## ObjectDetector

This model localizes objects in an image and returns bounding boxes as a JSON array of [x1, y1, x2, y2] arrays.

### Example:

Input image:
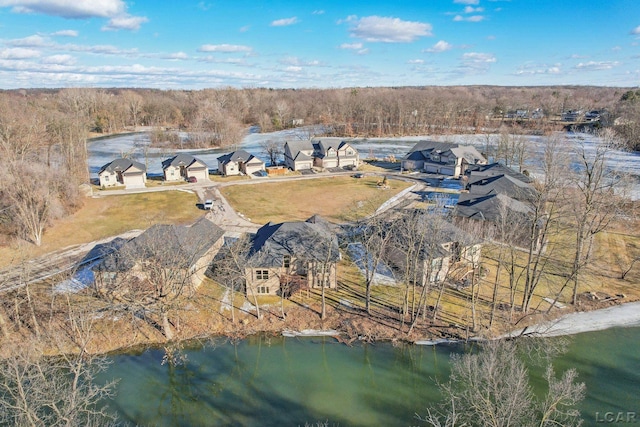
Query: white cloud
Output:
[[279, 56, 324, 67], [0, 47, 40, 59], [408, 59, 424, 64], [575, 61, 620, 71], [515, 62, 562, 76], [166, 52, 188, 60], [270, 17, 298, 27], [0, 0, 125, 18], [239, 25, 250, 32], [102, 14, 148, 31], [41, 54, 75, 65], [356, 48, 369, 55], [464, 6, 484, 13], [51, 29, 78, 37], [312, 10, 324, 15], [0, 1, 149, 32], [458, 52, 496, 74], [349, 16, 432, 42], [425, 40, 453, 53], [7, 34, 50, 47], [197, 56, 244, 64], [463, 52, 496, 63], [570, 53, 589, 59], [285, 66, 302, 72], [198, 44, 252, 53], [454, 0, 479, 4], [453, 14, 485, 22], [631, 25, 640, 35], [340, 42, 363, 50]]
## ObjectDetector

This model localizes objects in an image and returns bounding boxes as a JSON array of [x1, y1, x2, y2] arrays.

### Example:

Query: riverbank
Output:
[[505, 300, 640, 338]]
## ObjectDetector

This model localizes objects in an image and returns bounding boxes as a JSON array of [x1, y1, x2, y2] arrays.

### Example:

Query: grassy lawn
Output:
[[220, 176, 413, 223], [0, 191, 203, 268]]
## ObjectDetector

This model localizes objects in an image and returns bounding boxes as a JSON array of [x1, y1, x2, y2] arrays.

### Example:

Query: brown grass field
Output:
[[0, 191, 203, 268], [220, 175, 413, 223]]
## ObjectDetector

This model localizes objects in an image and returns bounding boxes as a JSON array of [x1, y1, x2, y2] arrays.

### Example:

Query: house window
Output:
[[105, 175, 109, 181], [170, 170, 175, 176], [347, 150, 353, 155], [431, 154, 440, 162], [283, 255, 291, 269], [256, 270, 269, 280], [257, 286, 269, 294], [432, 258, 443, 272]]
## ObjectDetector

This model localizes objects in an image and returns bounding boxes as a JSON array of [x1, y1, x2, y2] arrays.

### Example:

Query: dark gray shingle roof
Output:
[[217, 150, 262, 165], [162, 154, 207, 170], [99, 158, 146, 175], [98, 217, 224, 272], [247, 215, 340, 268]]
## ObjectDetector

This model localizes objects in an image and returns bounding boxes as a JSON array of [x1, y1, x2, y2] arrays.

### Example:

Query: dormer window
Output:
[[283, 255, 291, 269]]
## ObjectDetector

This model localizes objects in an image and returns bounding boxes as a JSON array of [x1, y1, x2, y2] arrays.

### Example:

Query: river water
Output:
[[99, 326, 640, 427]]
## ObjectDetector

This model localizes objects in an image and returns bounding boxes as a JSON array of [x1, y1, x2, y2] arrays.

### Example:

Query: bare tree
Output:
[[496, 130, 529, 172], [0, 161, 80, 246], [0, 309, 118, 427], [94, 220, 223, 339], [260, 140, 283, 166], [421, 339, 585, 427], [565, 134, 623, 305], [351, 213, 392, 316], [210, 235, 253, 323]]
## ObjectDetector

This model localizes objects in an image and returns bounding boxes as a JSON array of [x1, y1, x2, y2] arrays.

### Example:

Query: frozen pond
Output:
[[88, 129, 640, 198]]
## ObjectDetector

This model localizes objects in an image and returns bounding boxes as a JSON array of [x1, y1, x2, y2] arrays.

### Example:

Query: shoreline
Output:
[[275, 300, 640, 346], [504, 300, 640, 338]]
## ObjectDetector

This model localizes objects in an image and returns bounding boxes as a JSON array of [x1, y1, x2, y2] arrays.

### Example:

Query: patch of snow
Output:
[[506, 301, 640, 338], [346, 242, 397, 286], [282, 329, 340, 337]]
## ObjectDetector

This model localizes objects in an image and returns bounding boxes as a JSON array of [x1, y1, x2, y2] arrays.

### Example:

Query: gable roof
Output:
[[406, 141, 456, 154], [99, 158, 146, 175], [285, 140, 314, 161], [247, 215, 340, 268], [454, 193, 532, 222], [99, 217, 224, 272], [217, 149, 263, 165], [404, 141, 486, 164], [468, 174, 538, 201], [383, 212, 479, 270], [466, 162, 534, 183], [162, 153, 206, 170]]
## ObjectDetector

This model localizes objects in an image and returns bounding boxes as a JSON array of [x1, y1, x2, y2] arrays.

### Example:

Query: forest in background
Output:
[[1, 85, 640, 247]]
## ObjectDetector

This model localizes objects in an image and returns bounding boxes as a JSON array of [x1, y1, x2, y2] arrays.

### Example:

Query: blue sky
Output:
[[0, 0, 639, 89]]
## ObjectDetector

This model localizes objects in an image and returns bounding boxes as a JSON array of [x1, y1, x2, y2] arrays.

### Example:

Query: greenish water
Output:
[[100, 327, 640, 426]]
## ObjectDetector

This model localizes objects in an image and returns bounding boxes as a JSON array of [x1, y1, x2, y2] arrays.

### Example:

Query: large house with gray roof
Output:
[[98, 158, 147, 189], [466, 174, 539, 202], [284, 139, 359, 171], [217, 150, 265, 176], [401, 141, 486, 178], [96, 217, 225, 291], [244, 215, 340, 296], [162, 154, 209, 182]]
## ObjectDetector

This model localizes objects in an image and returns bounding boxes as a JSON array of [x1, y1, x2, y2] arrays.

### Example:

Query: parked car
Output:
[[352, 173, 364, 179], [187, 176, 197, 183], [203, 199, 214, 210]]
